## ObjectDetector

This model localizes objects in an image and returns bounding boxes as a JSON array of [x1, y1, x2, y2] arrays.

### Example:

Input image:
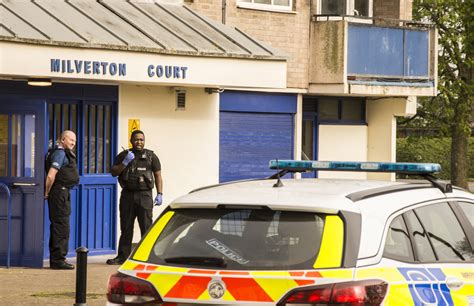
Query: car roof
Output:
[[356, 187, 448, 260], [170, 177, 474, 263], [171, 178, 409, 214]]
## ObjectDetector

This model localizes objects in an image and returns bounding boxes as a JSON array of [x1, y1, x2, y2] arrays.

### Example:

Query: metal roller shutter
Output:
[[220, 111, 294, 182]]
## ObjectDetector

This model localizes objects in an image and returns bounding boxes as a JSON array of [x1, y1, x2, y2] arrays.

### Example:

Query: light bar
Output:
[[269, 160, 441, 174]]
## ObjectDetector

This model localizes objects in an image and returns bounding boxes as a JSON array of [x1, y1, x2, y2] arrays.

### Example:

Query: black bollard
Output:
[[74, 246, 89, 306]]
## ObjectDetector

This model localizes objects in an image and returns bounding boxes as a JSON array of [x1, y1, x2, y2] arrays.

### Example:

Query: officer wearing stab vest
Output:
[[44, 130, 80, 270], [106, 130, 163, 265]]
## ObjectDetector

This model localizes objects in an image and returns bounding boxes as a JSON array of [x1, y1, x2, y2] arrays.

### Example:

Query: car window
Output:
[[404, 210, 436, 262], [415, 203, 474, 262], [383, 215, 414, 262], [457, 201, 473, 229], [148, 208, 326, 270]]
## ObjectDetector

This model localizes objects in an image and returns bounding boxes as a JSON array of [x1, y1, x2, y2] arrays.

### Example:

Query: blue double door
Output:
[[0, 82, 118, 267]]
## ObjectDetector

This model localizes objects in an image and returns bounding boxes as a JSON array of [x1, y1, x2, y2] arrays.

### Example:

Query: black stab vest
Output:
[[54, 149, 80, 188], [118, 149, 155, 191]]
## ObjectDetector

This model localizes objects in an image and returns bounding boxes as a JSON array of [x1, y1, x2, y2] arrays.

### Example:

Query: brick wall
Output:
[[187, 0, 311, 89], [187, 0, 414, 90], [400, 0, 413, 20], [374, 0, 413, 20], [186, 0, 222, 23]]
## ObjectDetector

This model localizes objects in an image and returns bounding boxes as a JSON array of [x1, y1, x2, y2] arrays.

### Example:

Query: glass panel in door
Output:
[[0, 114, 36, 178]]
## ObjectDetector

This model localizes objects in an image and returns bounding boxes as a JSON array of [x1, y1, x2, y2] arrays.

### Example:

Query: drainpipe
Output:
[[222, 0, 226, 24]]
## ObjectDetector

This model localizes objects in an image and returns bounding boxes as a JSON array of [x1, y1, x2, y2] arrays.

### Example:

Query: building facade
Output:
[[0, 0, 287, 267], [0, 0, 436, 267], [187, 0, 437, 182]]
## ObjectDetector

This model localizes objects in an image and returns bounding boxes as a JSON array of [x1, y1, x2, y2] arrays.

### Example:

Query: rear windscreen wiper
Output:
[[164, 256, 228, 267]]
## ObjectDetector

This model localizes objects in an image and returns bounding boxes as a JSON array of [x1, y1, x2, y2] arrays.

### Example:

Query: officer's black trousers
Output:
[[48, 187, 71, 264], [117, 190, 153, 259]]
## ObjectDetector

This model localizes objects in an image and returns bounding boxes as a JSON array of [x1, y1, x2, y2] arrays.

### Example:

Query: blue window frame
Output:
[[48, 101, 115, 175], [317, 97, 366, 124], [83, 102, 114, 174]]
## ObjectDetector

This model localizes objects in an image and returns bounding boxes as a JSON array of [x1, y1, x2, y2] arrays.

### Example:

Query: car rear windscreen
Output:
[[148, 208, 326, 270]]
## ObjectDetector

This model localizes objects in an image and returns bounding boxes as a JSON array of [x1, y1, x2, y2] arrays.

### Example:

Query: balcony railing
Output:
[[348, 23, 429, 79], [309, 16, 437, 96]]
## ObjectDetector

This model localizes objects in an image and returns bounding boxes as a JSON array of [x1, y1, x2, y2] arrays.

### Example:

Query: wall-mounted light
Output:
[[204, 87, 224, 94], [27, 78, 52, 86]]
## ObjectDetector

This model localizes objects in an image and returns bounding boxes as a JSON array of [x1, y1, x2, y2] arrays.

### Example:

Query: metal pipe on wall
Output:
[[222, 0, 226, 24]]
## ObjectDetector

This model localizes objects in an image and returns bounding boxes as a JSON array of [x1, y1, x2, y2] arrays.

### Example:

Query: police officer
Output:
[[106, 130, 163, 265], [44, 130, 80, 270]]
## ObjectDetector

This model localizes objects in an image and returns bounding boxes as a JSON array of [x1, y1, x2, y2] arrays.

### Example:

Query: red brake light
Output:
[[279, 280, 388, 305], [285, 287, 332, 303], [332, 284, 366, 303], [107, 272, 162, 304]]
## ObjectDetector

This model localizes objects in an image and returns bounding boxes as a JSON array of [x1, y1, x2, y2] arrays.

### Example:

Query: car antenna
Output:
[[273, 158, 284, 188]]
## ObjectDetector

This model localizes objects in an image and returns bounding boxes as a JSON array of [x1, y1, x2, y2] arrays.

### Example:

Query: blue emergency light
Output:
[[269, 160, 441, 174]]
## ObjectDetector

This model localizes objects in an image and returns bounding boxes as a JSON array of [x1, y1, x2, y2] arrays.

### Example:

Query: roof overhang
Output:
[[0, 0, 287, 89], [0, 41, 287, 88]]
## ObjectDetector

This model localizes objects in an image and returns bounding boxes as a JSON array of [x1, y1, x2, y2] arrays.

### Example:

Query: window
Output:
[[341, 99, 365, 121], [302, 118, 314, 160], [415, 203, 473, 262], [383, 215, 414, 262], [83, 103, 113, 174], [319, 0, 372, 17], [48, 101, 114, 175], [149, 209, 325, 270], [318, 97, 366, 123], [404, 210, 436, 262], [457, 202, 473, 229], [237, 0, 293, 12], [0, 114, 36, 177], [318, 98, 339, 120], [48, 103, 78, 149]]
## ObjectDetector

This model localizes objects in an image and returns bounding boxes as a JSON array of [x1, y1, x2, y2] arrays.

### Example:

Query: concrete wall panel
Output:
[[318, 125, 368, 179], [119, 84, 219, 240]]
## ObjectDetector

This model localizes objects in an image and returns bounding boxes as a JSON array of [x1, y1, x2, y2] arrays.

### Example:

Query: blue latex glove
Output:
[[122, 151, 135, 166], [154, 194, 163, 206]]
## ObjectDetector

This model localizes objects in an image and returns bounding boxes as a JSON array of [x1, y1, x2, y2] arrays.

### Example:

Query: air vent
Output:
[[176, 90, 186, 110]]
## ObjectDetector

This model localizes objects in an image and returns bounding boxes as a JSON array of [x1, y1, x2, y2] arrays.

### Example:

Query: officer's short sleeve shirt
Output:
[[50, 149, 68, 170], [151, 152, 161, 172]]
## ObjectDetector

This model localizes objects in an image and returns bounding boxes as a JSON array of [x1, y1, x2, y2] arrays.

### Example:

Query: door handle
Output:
[[446, 277, 464, 290], [12, 183, 38, 187]]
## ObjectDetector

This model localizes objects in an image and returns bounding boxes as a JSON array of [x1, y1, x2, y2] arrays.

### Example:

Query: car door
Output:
[[412, 202, 474, 306]]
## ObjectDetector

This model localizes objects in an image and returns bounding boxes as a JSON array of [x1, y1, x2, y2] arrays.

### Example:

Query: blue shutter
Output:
[[220, 112, 294, 182], [219, 92, 296, 183]]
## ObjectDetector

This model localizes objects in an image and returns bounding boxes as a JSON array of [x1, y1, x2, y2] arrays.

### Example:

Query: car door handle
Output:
[[446, 277, 464, 290]]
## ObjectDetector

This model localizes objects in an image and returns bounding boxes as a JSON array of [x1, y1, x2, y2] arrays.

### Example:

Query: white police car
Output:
[[107, 160, 473, 305]]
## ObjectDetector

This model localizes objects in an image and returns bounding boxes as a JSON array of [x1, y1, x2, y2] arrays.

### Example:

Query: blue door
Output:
[[43, 99, 118, 260], [0, 81, 118, 267], [0, 99, 46, 267]]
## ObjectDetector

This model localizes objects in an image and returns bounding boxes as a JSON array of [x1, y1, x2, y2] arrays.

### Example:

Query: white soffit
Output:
[[0, 0, 287, 88]]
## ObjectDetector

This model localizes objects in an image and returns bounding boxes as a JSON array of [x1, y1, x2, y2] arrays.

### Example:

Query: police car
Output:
[[107, 160, 474, 305]]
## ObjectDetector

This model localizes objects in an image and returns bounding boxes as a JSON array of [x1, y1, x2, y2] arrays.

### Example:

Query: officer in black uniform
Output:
[[44, 130, 80, 270], [106, 130, 163, 265]]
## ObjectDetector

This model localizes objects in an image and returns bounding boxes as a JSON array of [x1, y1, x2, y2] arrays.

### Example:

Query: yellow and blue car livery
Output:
[[107, 161, 474, 305]]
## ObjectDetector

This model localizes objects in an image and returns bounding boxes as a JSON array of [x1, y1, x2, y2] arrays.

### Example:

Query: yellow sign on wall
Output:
[[128, 119, 140, 148]]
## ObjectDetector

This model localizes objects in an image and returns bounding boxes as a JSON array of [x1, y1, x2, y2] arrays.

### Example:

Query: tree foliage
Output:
[[397, 137, 474, 180], [407, 0, 473, 187]]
